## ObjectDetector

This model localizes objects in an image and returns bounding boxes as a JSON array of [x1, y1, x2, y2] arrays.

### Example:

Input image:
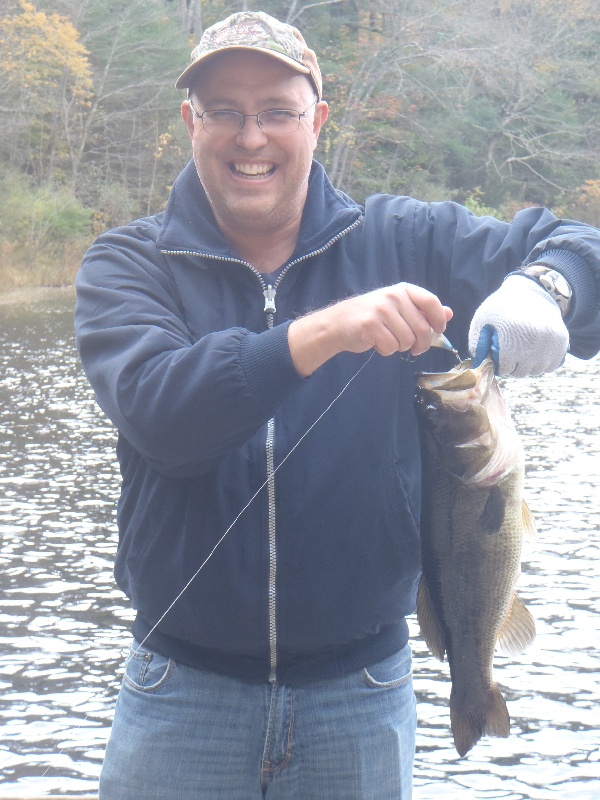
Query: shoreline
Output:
[[0, 284, 75, 306]]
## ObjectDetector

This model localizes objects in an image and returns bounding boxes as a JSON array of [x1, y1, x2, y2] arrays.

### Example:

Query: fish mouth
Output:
[[416, 357, 497, 412], [415, 356, 520, 484], [416, 357, 496, 414], [230, 162, 276, 178], [417, 357, 494, 392]]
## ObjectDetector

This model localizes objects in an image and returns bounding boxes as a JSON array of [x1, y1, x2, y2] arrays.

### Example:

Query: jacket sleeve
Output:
[[408, 201, 600, 359], [74, 221, 304, 478]]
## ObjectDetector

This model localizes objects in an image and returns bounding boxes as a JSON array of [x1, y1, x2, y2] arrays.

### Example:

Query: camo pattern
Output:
[[176, 11, 322, 98], [192, 11, 306, 65]]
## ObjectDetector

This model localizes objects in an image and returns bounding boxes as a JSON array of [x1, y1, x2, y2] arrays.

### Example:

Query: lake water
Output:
[[0, 293, 599, 799]]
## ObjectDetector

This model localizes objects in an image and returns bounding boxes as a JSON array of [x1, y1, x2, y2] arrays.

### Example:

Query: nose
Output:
[[235, 115, 268, 149]]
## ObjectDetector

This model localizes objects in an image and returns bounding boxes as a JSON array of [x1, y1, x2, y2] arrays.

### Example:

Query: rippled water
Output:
[[0, 293, 599, 798]]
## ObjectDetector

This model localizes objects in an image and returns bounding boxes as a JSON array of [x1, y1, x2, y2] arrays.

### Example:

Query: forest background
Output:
[[0, 0, 599, 290]]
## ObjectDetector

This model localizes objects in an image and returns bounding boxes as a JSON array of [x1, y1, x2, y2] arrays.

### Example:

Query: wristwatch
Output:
[[521, 264, 572, 317]]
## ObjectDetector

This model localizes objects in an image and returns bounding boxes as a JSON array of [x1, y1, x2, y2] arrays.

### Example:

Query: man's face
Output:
[[182, 50, 328, 237]]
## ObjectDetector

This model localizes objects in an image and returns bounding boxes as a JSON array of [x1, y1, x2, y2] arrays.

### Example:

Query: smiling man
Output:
[[181, 49, 328, 272], [75, 10, 600, 800]]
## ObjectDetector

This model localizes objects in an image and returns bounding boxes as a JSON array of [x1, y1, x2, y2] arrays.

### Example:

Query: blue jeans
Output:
[[99, 640, 416, 799]]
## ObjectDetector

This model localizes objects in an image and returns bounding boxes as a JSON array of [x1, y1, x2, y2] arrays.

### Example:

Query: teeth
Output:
[[233, 163, 272, 176]]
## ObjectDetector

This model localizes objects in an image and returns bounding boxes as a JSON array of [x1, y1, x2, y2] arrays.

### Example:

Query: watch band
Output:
[[521, 265, 572, 316]]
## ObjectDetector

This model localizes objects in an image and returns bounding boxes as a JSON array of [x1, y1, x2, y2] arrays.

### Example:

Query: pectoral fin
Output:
[[479, 484, 506, 535], [417, 576, 447, 661], [497, 592, 536, 656]]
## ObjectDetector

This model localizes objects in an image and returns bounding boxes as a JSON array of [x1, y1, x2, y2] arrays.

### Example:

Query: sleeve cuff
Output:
[[238, 320, 305, 414]]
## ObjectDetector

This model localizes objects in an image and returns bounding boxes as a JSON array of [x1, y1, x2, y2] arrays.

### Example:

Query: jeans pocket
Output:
[[124, 640, 174, 693], [363, 644, 413, 689]]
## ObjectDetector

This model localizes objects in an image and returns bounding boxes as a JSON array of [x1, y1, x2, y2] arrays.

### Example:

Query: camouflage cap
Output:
[[176, 11, 323, 100]]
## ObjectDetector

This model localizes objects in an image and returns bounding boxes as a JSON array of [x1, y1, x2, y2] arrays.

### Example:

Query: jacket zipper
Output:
[[161, 215, 362, 682], [160, 215, 361, 316], [265, 416, 277, 682]]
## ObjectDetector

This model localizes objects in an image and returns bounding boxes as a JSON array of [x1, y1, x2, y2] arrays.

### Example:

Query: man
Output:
[[75, 11, 600, 800]]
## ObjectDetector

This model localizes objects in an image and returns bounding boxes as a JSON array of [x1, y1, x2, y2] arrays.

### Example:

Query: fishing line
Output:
[[134, 349, 376, 654], [41, 350, 375, 781]]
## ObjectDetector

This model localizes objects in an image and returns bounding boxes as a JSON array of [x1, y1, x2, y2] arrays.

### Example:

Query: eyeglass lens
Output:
[[202, 110, 302, 134]]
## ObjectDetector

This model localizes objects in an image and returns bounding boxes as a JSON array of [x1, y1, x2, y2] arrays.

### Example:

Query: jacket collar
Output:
[[156, 159, 362, 259]]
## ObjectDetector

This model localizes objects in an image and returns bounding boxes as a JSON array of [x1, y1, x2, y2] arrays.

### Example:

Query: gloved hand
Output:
[[469, 275, 569, 377]]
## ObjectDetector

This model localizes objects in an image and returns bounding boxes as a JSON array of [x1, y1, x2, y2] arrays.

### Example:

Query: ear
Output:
[[312, 100, 328, 146], [181, 100, 195, 139]]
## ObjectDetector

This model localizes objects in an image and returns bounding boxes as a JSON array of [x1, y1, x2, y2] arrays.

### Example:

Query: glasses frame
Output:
[[187, 97, 318, 135]]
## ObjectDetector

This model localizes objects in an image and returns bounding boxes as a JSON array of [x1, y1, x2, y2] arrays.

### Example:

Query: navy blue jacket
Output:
[[75, 160, 600, 682]]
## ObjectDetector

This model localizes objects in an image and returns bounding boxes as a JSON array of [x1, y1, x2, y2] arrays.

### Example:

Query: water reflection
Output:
[[0, 293, 130, 796], [0, 293, 599, 798]]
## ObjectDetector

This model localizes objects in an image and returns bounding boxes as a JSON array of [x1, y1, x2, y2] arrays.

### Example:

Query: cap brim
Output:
[[175, 46, 311, 90]]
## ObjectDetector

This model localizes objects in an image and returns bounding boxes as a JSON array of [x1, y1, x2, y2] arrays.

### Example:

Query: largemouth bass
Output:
[[415, 357, 536, 757]]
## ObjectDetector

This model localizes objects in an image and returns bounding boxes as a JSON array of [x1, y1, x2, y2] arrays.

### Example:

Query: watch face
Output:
[[522, 266, 572, 315], [554, 274, 571, 298], [540, 270, 571, 300], [538, 269, 571, 315]]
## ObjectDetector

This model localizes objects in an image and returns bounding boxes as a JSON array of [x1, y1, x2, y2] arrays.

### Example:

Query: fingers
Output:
[[400, 284, 453, 355], [288, 283, 452, 378], [338, 283, 451, 357]]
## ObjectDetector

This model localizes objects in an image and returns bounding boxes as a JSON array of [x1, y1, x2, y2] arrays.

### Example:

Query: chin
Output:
[[227, 201, 280, 223]]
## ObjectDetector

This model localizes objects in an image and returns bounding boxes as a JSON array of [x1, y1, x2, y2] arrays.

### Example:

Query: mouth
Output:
[[230, 162, 276, 179]]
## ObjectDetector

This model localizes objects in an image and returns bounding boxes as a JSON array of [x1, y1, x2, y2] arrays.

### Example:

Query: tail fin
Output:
[[450, 683, 510, 757]]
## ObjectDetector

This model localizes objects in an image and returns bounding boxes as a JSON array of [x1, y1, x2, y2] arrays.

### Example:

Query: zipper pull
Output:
[[263, 284, 276, 314]]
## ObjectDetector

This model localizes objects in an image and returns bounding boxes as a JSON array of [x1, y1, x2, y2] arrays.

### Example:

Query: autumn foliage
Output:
[[0, 0, 598, 288], [1, 1, 92, 95]]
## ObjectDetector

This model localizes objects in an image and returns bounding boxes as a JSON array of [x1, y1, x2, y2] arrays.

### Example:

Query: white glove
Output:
[[469, 275, 569, 378]]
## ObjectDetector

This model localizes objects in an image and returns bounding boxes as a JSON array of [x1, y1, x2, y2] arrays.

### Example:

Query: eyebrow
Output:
[[198, 96, 303, 109]]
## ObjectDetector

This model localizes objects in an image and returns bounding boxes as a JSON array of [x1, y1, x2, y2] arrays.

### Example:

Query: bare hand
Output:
[[288, 283, 453, 377]]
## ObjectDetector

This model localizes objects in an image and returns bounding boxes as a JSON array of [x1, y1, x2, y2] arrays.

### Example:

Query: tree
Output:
[[1, 0, 599, 267], [308, 0, 599, 210], [0, 0, 93, 183], [426, 0, 600, 207], [35, 0, 191, 222], [314, 0, 468, 198]]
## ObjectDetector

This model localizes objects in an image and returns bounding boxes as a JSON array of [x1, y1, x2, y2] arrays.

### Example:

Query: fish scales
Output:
[[416, 357, 536, 757]]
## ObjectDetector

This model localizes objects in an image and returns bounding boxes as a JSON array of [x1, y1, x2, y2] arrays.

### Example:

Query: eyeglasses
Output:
[[187, 98, 317, 135]]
